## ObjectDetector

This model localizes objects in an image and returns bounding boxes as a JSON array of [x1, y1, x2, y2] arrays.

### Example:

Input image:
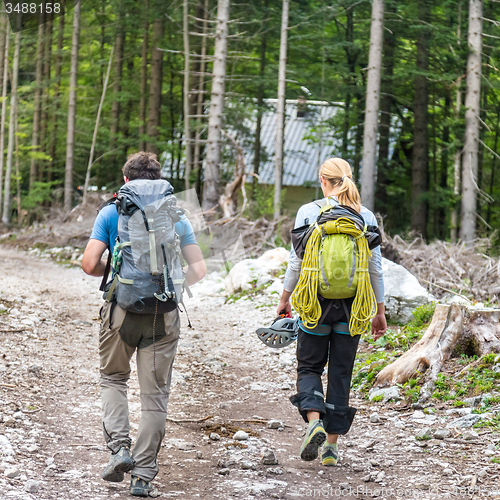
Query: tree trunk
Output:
[[375, 3, 396, 211], [183, 0, 192, 190], [109, 10, 123, 168], [0, 24, 9, 214], [30, 14, 45, 192], [220, 131, 246, 218], [450, 5, 462, 242], [353, 91, 364, 180], [253, 0, 269, 191], [193, 0, 209, 190], [110, 3, 125, 172], [361, 0, 384, 211], [48, 13, 64, 184], [14, 108, 21, 227], [460, 0, 483, 244], [139, 0, 149, 151], [375, 304, 500, 403], [486, 105, 500, 229], [0, 14, 7, 103], [146, 17, 165, 154], [121, 57, 134, 167], [39, 12, 53, 183], [411, 0, 431, 239], [273, 0, 289, 220], [2, 30, 20, 226], [64, 1, 81, 212], [83, 46, 114, 203], [202, 0, 230, 212], [341, 7, 354, 160], [439, 90, 450, 240]]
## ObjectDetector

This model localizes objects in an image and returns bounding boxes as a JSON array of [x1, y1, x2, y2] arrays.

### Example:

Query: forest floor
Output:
[[0, 241, 499, 500]]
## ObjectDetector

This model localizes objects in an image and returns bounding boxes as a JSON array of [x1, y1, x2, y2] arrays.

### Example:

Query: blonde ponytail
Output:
[[319, 158, 361, 213]]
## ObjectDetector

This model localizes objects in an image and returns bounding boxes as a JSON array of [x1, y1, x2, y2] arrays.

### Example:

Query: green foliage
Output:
[[22, 182, 60, 210], [246, 184, 287, 219], [411, 302, 437, 327], [402, 378, 421, 404]]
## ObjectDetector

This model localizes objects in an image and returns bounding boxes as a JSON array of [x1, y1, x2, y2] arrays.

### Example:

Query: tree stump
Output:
[[374, 304, 500, 402]]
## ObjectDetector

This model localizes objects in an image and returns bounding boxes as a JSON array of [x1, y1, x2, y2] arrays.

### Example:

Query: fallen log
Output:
[[374, 304, 500, 403]]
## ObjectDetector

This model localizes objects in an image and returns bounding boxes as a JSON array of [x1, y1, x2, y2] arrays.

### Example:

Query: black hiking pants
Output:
[[290, 296, 359, 435]]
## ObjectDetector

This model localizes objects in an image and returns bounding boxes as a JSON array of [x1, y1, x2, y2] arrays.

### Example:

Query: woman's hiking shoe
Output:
[[300, 419, 327, 461], [321, 442, 339, 466], [101, 446, 135, 482], [130, 475, 153, 497]]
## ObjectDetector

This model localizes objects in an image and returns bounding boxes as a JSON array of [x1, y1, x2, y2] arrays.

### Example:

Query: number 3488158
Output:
[[5, 3, 62, 14]]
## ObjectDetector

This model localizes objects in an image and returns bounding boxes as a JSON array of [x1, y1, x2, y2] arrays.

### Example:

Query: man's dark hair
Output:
[[122, 152, 162, 180]]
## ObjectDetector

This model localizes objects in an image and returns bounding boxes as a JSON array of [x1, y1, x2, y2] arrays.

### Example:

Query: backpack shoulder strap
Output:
[[97, 194, 118, 213], [99, 251, 112, 292]]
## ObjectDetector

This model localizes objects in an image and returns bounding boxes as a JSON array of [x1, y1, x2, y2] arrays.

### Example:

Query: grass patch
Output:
[[474, 414, 500, 432], [430, 353, 500, 404], [367, 302, 437, 351], [226, 278, 275, 303], [401, 376, 423, 404]]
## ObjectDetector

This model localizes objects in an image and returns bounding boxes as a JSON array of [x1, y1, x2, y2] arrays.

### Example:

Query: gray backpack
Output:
[[103, 179, 185, 314]]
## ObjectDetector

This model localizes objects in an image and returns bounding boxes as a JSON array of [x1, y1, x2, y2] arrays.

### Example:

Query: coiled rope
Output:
[[291, 217, 377, 336]]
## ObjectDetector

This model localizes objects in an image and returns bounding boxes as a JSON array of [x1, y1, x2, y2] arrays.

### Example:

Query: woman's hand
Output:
[[371, 302, 387, 340], [276, 290, 293, 317]]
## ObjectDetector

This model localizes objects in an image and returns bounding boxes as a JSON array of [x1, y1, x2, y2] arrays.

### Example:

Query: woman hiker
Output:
[[276, 157, 387, 466]]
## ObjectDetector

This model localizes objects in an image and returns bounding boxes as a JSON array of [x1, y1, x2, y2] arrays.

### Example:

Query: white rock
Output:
[[265, 279, 283, 296], [4, 468, 19, 479], [434, 428, 451, 440], [267, 420, 284, 430], [446, 414, 482, 429], [0, 435, 14, 456], [233, 431, 249, 441], [260, 448, 278, 465], [256, 248, 289, 271], [369, 413, 381, 424], [209, 433, 220, 441], [462, 430, 479, 440], [382, 258, 435, 324], [24, 480, 39, 493], [412, 411, 425, 420], [224, 259, 268, 294], [368, 386, 401, 403]]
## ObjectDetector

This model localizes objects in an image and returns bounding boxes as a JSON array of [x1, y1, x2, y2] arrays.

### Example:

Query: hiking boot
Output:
[[101, 446, 135, 482], [321, 442, 339, 466], [300, 419, 327, 461], [130, 475, 153, 497]]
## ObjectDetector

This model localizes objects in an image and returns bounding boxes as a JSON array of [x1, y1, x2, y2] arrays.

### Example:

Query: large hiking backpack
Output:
[[103, 179, 186, 315], [290, 198, 381, 334]]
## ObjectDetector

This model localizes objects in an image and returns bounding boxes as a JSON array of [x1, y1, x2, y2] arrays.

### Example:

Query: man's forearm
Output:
[[88, 259, 107, 277]]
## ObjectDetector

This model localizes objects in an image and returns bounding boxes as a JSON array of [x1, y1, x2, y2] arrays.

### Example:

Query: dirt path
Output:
[[0, 246, 498, 500]]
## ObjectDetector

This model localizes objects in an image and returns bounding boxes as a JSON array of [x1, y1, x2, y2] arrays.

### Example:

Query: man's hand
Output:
[[371, 302, 387, 340], [276, 290, 292, 317]]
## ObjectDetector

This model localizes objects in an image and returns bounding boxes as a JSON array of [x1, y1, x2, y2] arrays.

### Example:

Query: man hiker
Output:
[[82, 152, 206, 496]]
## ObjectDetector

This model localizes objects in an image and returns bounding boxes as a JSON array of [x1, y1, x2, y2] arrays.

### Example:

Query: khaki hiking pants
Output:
[[99, 300, 180, 482]]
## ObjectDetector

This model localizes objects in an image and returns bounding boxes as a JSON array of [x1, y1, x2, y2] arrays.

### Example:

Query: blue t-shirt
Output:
[[90, 204, 197, 255]]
